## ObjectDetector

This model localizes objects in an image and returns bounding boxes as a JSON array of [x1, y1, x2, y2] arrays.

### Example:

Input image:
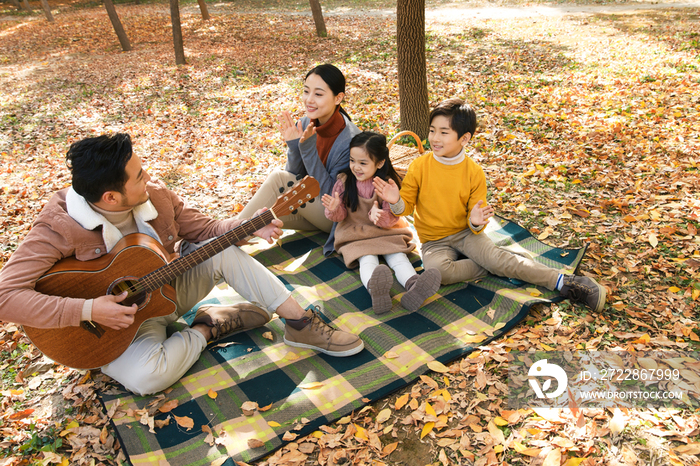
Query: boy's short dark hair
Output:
[[65, 133, 133, 203], [429, 99, 477, 139]]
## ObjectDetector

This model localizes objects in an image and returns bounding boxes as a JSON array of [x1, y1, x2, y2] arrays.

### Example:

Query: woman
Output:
[[239, 64, 361, 255]]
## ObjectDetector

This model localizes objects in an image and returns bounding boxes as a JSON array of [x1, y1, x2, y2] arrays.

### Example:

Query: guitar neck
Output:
[[136, 210, 275, 293]]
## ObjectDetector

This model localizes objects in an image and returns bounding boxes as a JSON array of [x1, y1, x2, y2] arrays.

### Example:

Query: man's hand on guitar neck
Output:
[[92, 291, 139, 330], [251, 208, 283, 244]]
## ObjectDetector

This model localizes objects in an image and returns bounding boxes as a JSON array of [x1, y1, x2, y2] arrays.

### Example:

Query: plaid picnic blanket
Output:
[[101, 215, 587, 465]]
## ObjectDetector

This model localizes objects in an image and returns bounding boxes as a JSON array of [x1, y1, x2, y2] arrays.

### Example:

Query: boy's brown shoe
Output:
[[560, 275, 606, 313], [192, 303, 271, 341], [284, 307, 364, 357]]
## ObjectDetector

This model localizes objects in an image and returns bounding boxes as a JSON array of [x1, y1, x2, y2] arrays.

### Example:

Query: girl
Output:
[[322, 132, 441, 314], [239, 64, 361, 256]]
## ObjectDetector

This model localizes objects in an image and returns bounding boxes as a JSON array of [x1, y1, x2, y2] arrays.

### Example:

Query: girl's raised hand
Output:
[[299, 121, 316, 144], [322, 191, 341, 212], [279, 111, 303, 142], [470, 200, 494, 226], [369, 201, 385, 225], [372, 177, 400, 204]]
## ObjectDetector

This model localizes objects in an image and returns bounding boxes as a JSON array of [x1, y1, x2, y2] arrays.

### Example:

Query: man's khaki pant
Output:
[[101, 240, 291, 396]]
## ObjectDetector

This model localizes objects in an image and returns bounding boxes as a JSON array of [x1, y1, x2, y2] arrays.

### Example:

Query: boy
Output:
[[373, 98, 605, 312]]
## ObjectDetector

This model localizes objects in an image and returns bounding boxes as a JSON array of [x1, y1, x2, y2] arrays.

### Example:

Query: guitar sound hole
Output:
[[108, 277, 151, 310]]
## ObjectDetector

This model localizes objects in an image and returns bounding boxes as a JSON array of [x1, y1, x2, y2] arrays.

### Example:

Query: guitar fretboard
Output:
[[131, 210, 275, 294]]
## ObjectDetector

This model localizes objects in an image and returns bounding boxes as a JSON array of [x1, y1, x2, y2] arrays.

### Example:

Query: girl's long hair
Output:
[[305, 64, 352, 121], [341, 132, 402, 212]]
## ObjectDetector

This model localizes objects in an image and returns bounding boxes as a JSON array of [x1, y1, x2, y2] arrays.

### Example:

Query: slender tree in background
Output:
[[9, 0, 22, 11], [103, 0, 132, 51], [396, 0, 429, 140], [309, 0, 327, 37], [40, 0, 55, 22], [170, 0, 186, 65], [196, 0, 210, 20], [21, 0, 32, 12]]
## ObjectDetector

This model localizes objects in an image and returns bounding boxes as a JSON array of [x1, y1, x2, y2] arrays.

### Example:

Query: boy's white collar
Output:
[[433, 148, 466, 165]]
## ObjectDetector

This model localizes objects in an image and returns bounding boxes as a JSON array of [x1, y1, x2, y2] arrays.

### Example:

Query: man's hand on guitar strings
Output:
[[251, 208, 284, 244], [92, 291, 139, 330]]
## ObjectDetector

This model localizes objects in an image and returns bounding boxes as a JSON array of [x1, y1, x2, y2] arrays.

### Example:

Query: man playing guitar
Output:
[[0, 133, 364, 395]]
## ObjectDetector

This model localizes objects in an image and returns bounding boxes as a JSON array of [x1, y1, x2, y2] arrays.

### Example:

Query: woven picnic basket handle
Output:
[[388, 130, 425, 154]]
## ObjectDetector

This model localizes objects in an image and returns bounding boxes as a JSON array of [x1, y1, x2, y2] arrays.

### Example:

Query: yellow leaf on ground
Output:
[[425, 402, 436, 416], [462, 334, 487, 344], [543, 448, 562, 466], [395, 393, 409, 410], [541, 343, 555, 351], [668, 286, 681, 293], [384, 351, 399, 359], [268, 421, 281, 428], [299, 382, 324, 390], [207, 389, 218, 399], [421, 421, 435, 439], [563, 458, 585, 466], [487, 420, 505, 445], [494, 416, 508, 426], [376, 408, 392, 424], [692, 289, 700, 301], [354, 424, 368, 441], [428, 360, 449, 373], [649, 232, 658, 247]]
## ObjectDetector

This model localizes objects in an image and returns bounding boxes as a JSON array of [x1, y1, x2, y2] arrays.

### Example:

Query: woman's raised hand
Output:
[[322, 191, 341, 212], [372, 177, 400, 204], [279, 111, 303, 142], [299, 121, 316, 144]]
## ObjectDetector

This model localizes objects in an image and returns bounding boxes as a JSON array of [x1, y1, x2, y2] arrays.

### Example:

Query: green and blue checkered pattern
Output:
[[101, 216, 586, 465]]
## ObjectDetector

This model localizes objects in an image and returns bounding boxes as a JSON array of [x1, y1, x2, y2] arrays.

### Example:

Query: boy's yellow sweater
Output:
[[398, 152, 488, 243]]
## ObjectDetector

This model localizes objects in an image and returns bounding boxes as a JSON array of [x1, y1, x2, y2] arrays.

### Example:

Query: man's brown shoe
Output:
[[284, 307, 364, 357], [192, 303, 270, 341], [560, 275, 606, 313]]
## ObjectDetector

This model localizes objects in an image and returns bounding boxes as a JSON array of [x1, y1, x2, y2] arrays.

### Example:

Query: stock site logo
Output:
[[528, 359, 568, 399]]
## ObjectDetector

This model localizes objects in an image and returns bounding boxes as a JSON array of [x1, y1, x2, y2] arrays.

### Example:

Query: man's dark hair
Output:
[[65, 133, 133, 203], [429, 99, 478, 139]]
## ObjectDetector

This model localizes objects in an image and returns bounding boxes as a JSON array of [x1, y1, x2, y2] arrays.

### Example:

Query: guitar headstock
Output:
[[271, 176, 321, 217]]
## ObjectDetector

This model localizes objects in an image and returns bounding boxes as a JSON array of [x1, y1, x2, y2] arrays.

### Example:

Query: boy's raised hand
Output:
[[372, 177, 400, 204], [470, 200, 494, 226], [369, 201, 385, 225], [279, 111, 303, 142], [322, 191, 341, 212]]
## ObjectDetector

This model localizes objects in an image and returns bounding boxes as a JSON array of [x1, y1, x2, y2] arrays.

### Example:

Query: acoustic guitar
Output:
[[23, 176, 320, 369]]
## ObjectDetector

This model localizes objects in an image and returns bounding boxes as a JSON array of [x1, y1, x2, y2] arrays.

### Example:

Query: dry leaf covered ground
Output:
[[0, 0, 699, 464]]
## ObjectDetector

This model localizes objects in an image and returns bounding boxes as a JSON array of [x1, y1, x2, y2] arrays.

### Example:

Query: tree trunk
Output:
[[40, 0, 55, 22], [308, 0, 327, 37], [196, 0, 210, 20], [396, 0, 429, 140], [103, 0, 132, 51], [21, 0, 32, 12], [9, 0, 23, 11], [170, 0, 186, 65]]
